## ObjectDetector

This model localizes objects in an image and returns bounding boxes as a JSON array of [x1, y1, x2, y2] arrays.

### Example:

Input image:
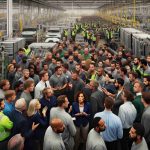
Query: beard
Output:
[[129, 135, 138, 142], [115, 86, 119, 90]]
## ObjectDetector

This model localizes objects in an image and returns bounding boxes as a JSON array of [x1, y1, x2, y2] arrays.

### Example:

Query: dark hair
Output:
[[141, 59, 147, 66], [42, 63, 48, 68], [104, 97, 114, 109], [123, 89, 134, 102], [129, 72, 138, 79], [55, 66, 61, 72], [120, 67, 127, 75], [116, 78, 124, 86], [74, 91, 87, 102], [93, 117, 102, 128], [133, 123, 145, 137], [143, 76, 150, 82], [13, 81, 23, 89], [57, 95, 67, 107], [63, 63, 69, 70], [72, 70, 79, 75], [142, 92, 150, 104]]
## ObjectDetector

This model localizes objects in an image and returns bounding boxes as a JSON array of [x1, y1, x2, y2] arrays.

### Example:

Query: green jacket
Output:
[[132, 95, 144, 122], [0, 111, 13, 141]]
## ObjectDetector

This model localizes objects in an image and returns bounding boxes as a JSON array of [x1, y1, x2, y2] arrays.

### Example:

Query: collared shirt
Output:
[[35, 80, 51, 99], [94, 109, 123, 142], [118, 101, 137, 129], [136, 92, 142, 96]]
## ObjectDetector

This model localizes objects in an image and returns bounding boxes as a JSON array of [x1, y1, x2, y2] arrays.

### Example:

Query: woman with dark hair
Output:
[[118, 89, 137, 150], [0, 98, 13, 150], [72, 91, 91, 150]]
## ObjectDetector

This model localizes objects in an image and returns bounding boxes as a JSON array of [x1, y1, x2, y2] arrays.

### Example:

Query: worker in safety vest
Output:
[[64, 29, 68, 41], [92, 34, 97, 46], [71, 29, 76, 42]]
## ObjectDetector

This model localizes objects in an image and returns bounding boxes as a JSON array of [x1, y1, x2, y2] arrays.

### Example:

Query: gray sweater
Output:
[[43, 126, 66, 150], [141, 106, 150, 143], [86, 129, 107, 150], [50, 107, 76, 150], [131, 138, 148, 150]]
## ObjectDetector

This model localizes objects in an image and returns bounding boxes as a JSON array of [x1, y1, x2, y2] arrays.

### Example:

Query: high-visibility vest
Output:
[[92, 35, 96, 41], [64, 30, 68, 36], [24, 48, 30, 55], [72, 31, 75, 36]]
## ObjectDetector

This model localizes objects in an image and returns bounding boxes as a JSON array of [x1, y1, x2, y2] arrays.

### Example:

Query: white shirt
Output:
[[118, 101, 137, 129], [34, 80, 51, 99]]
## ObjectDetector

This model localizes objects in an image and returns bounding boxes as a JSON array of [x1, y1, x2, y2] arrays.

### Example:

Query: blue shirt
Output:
[[3, 100, 15, 118], [94, 109, 123, 142]]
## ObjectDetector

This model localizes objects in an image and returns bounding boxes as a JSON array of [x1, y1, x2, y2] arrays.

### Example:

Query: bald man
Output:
[[43, 118, 66, 150]]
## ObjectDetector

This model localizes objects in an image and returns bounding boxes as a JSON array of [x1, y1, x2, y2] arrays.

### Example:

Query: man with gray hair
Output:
[[10, 98, 39, 149], [89, 80, 105, 119]]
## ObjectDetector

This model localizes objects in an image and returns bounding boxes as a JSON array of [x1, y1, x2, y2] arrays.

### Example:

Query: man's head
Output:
[[40, 71, 49, 82], [89, 63, 95, 72], [104, 97, 114, 110], [115, 78, 124, 90], [57, 95, 69, 109], [55, 66, 63, 76], [133, 81, 143, 93], [0, 79, 10, 91], [23, 69, 30, 80], [93, 117, 106, 133], [141, 92, 150, 107], [24, 80, 34, 92], [97, 67, 104, 76], [5, 90, 16, 102], [143, 76, 150, 86], [89, 80, 99, 91], [129, 123, 145, 142], [133, 57, 140, 66], [42, 87, 53, 99], [140, 59, 147, 69], [50, 118, 65, 134], [71, 70, 79, 80], [15, 98, 27, 112]]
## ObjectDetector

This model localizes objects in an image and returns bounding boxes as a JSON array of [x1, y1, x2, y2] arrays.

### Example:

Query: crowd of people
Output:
[[0, 22, 150, 150]]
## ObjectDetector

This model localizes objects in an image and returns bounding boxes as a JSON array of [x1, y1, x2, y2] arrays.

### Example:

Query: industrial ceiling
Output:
[[45, 0, 150, 10]]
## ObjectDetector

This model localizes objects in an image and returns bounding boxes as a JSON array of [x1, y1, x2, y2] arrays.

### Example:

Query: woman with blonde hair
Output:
[[27, 99, 47, 150]]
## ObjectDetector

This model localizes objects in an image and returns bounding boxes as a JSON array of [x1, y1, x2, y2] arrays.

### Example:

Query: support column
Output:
[[7, 0, 13, 38]]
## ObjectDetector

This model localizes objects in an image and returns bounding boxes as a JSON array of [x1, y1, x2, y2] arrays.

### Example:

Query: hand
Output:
[[75, 113, 82, 116], [32, 122, 39, 131], [82, 112, 88, 116], [42, 106, 48, 117], [68, 106, 72, 113]]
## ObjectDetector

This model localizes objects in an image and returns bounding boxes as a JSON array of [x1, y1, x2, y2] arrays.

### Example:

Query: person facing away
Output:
[[50, 95, 76, 150], [94, 96, 123, 150], [86, 117, 107, 150], [43, 118, 66, 150]]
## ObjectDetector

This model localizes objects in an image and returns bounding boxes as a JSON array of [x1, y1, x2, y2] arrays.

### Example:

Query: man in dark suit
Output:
[[10, 98, 39, 149]]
